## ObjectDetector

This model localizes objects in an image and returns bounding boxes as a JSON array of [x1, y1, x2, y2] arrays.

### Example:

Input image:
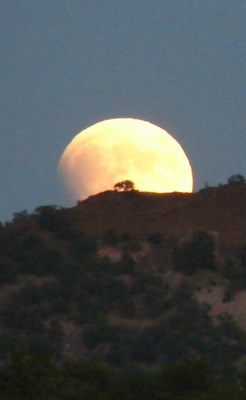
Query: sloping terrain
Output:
[[1, 181, 246, 385], [67, 183, 246, 246]]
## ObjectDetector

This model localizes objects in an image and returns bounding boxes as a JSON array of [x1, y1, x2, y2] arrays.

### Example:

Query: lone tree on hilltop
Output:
[[114, 180, 135, 192], [227, 174, 246, 184]]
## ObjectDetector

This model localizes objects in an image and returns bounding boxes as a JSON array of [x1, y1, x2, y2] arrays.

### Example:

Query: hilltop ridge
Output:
[[2, 180, 246, 386], [64, 183, 246, 245]]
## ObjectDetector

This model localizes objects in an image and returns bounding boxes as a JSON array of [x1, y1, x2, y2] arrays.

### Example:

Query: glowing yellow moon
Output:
[[59, 118, 193, 200]]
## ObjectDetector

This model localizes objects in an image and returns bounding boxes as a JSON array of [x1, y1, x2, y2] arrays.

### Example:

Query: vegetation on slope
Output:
[[1, 178, 246, 397]]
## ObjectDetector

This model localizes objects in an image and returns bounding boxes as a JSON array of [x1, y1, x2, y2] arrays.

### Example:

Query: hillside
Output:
[[66, 182, 246, 245], [1, 181, 246, 394]]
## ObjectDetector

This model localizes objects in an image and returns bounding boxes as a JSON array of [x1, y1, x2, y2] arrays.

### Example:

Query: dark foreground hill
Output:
[[66, 182, 246, 245], [1, 182, 246, 398]]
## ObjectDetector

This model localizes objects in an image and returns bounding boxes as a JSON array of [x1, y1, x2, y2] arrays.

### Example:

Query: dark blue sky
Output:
[[1, 1, 245, 221]]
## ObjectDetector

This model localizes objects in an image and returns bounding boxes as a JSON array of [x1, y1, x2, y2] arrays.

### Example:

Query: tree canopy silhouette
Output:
[[227, 174, 246, 184], [114, 180, 135, 192]]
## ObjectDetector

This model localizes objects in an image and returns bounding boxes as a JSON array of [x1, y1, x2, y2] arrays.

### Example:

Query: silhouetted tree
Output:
[[34, 205, 73, 237], [12, 210, 32, 222], [114, 180, 135, 191], [227, 174, 246, 184]]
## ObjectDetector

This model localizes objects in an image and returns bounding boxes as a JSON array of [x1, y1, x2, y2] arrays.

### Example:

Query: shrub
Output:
[[102, 229, 119, 246], [227, 174, 246, 184], [174, 231, 216, 275], [147, 232, 163, 245]]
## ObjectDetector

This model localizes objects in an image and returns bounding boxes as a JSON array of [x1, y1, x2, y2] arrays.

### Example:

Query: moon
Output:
[[58, 118, 193, 200]]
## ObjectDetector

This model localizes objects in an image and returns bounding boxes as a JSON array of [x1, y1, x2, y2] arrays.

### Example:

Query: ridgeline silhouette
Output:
[[1, 176, 246, 397]]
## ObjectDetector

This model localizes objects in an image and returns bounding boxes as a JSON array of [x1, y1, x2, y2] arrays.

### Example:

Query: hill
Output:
[[1, 181, 246, 393], [66, 182, 246, 245]]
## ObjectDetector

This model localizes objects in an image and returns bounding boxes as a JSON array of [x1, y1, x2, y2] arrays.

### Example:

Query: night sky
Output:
[[1, 1, 245, 221]]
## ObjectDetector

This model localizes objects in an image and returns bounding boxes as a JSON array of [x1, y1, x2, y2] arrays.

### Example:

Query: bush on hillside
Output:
[[174, 231, 216, 275]]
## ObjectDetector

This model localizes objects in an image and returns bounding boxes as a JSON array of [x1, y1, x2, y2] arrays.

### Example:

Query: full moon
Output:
[[58, 118, 193, 200]]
